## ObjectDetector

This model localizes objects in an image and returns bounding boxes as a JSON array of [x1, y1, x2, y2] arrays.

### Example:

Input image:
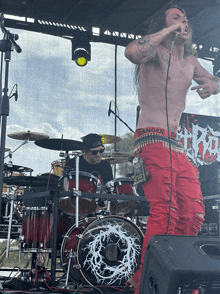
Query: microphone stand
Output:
[[0, 15, 22, 224], [109, 109, 134, 133]]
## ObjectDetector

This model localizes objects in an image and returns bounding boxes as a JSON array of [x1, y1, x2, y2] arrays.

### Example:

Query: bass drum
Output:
[[61, 216, 143, 286]]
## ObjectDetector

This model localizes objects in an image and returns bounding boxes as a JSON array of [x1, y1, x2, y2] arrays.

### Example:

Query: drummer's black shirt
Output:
[[64, 156, 113, 185]]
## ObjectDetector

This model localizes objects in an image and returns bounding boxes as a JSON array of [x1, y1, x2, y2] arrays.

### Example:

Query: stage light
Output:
[[71, 30, 91, 67], [74, 49, 89, 66]]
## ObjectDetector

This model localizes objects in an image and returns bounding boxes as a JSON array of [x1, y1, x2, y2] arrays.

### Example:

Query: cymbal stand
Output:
[[4, 140, 28, 159], [0, 14, 22, 223], [73, 151, 83, 228], [6, 191, 16, 258], [64, 249, 73, 288]]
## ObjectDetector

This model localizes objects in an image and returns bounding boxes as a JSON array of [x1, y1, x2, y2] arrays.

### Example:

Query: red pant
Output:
[[133, 129, 204, 293]]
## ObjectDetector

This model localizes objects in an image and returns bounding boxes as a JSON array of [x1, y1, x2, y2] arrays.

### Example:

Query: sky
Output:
[[1, 28, 220, 176]]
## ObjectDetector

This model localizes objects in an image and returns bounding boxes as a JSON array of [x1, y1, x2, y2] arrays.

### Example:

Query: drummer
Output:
[[64, 133, 113, 185]]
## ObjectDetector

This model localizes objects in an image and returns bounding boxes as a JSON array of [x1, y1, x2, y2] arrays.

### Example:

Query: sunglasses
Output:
[[89, 147, 105, 155]]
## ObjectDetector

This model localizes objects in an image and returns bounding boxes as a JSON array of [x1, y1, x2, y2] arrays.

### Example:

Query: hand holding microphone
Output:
[[174, 28, 181, 38]]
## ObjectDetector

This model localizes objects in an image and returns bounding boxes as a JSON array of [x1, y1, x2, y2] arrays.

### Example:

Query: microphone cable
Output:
[[165, 39, 175, 235]]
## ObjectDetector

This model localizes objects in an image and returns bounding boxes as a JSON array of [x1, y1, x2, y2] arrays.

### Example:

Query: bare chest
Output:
[[157, 48, 194, 86]]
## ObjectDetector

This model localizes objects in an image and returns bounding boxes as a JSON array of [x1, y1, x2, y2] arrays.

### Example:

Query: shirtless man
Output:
[[124, 4, 220, 292]]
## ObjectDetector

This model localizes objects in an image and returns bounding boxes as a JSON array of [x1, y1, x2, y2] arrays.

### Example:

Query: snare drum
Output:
[[51, 159, 66, 176], [61, 216, 143, 286], [104, 177, 138, 215]]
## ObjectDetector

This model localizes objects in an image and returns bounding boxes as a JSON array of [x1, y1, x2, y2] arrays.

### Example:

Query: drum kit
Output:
[[1, 131, 146, 288]]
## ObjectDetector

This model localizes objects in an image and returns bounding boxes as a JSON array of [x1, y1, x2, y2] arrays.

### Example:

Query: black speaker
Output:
[[139, 235, 220, 294], [198, 162, 220, 196]]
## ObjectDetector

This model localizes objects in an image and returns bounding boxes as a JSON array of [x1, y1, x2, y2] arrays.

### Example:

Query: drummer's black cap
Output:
[[83, 133, 103, 149]]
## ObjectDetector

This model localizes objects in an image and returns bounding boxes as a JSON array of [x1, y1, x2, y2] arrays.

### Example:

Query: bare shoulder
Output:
[[186, 54, 199, 67], [187, 54, 215, 80]]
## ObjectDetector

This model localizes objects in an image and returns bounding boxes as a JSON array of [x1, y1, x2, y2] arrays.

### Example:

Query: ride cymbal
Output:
[[102, 152, 133, 164], [8, 130, 49, 141], [35, 138, 85, 151]]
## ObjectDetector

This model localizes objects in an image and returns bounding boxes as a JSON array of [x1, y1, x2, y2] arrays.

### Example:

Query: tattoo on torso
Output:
[[159, 46, 169, 63]]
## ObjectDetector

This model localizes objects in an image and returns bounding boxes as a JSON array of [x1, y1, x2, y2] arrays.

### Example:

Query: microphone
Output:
[[108, 101, 111, 117], [15, 84, 18, 101], [174, 28, 181, 38]]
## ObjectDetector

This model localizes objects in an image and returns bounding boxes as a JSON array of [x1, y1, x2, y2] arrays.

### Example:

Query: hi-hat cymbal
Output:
[[4, 164, 33, 173], [35, 138, 85, 151], [102, 152, 134, 164], [8, 130, 49, 141], [81, 134, 121, 144]]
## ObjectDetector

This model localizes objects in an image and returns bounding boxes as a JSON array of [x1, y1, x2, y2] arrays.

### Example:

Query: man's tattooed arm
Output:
[[134, 36, 157, 59], [125, 28, 173, 64]]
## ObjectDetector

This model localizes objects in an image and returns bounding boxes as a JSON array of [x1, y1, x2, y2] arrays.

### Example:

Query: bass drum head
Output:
[[77, 216, 143, 286]]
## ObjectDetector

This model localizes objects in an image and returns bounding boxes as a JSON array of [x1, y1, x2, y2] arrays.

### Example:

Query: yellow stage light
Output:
[[71, 31, 91, 67], [75, 49, 89, 67]]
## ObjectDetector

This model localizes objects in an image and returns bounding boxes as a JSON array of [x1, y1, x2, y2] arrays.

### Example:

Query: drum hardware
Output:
[[64, 249, 74, 288], [5, 192, 17, 258], [4, 141, 28, 161]]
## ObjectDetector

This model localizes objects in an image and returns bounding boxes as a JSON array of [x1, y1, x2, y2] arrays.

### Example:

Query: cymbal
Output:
[[81, 134, 121, 144], [99, 134, 122, 144], [8, 130, 49, 141], [3, 175, 59, 187], [35, 138, 85, 151], [37, 173, 60, 181], [5, 148, 10, 152], [102, 152, 134, 164], [4, 164, 33, 173]]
